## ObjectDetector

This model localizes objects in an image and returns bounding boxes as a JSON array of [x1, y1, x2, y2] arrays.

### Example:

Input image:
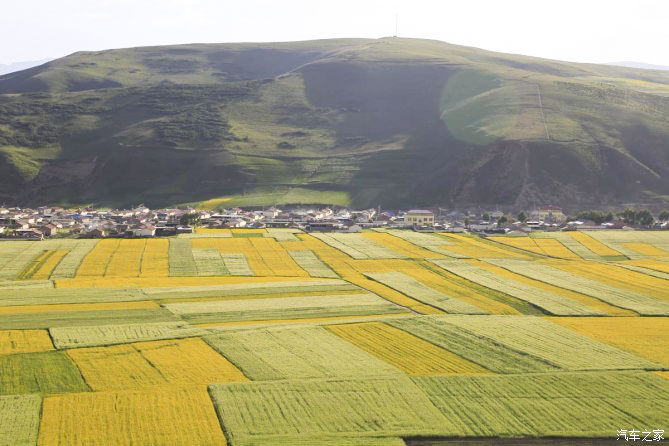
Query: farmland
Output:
[[0, 229, 668, 444]]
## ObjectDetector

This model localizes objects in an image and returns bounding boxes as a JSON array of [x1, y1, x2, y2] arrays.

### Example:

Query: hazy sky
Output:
[[2, 0, 668, 65]]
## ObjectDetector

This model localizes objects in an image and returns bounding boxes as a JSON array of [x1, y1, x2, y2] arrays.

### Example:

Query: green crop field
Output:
[[0, 230, 668, 444]]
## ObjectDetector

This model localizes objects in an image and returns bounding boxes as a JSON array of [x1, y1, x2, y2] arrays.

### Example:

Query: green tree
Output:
[[498, 216, 508, 225], [517, 212, 527, 222], [179, 213, 200, 226], [637, 210, 654, 226], [659, 211, 669, 222]]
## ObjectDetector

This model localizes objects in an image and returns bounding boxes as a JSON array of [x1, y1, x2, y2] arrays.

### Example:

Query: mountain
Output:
[[607, 61, 669, 71], [0, 59, 53, 76], [1, 38, 669, 209]]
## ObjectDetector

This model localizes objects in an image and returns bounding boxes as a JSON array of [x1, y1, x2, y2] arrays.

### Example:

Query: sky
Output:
[[2, 0, 669, 66]]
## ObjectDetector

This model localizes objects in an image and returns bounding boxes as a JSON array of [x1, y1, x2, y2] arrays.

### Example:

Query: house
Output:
[[38, 224, 58, 237], [132, 225, 156, 237], [529, 207, 566, 223], [15, 229, 44, 240], [404, 210, 434, 227], [87, 228, 106, 238]]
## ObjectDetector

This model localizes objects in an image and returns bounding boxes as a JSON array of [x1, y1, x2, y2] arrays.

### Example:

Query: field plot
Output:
[[0, 307, 177, 329], [38, 387, 227, 446], [311, 233, 405, 259], [365, 271, 487, 314], [488, 259, 669, 315], [414, 371, 669, 437], [0, 239, 95, 280], [387, 317, 558, 373], [2, 232, 669, 443], [567, 232, 622, 257], [0, 287, 147, 307], [139, 239, 169, 277], [437, 234, 529, 259], [164, 293, 408, 324], [141, 278, 359, 300], [265, 228, 301, 241], [49, 240, 99, 279], [0, 351, 89, 395], [288, 250, 338, 278], [192, 237, 308, 276], [546, 260, 669, 303], [0, 394, 41, 446], [623, 258, 669, 274], [76, 239, 119, 277], [550, 317, 669, 367], [442, 315, 658, 370], [49, 321, 207, 349], [530, 232, 606, 260], [0, 241, 33, 273], [206, 326, 399, 380], [0, 330, 54, 355], [432, 259, 603, 315], [327, 322, 489, 375], [167, 238, 197, 276], [380, 230, 467, 257], [192, 248, 229, 276], [488, 236, 579, 259], [582, 230, 669, 258], [361, 233, 443, 259], [68, 338, 247, 390], [209, 376, 448, 443]]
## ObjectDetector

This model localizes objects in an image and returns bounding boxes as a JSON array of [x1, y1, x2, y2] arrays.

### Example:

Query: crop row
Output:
[[489, 259, 669, 315], [432, 259, 600, 315]]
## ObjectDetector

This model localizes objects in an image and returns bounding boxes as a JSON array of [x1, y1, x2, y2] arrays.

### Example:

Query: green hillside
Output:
[[1, 37, 669, 208]]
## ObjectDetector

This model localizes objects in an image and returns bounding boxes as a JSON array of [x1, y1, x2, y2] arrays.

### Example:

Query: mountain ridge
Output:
[[1, 37, 668, 209]]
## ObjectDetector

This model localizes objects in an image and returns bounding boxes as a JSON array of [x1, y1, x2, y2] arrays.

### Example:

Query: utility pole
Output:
[[394, 14, 398, 37]]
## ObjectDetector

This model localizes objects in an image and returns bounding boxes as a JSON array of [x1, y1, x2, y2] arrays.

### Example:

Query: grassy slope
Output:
[[1, 37, 669, 208]]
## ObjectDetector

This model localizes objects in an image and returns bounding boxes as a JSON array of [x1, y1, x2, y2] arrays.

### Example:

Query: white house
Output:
[[404, 210, 434, 227]]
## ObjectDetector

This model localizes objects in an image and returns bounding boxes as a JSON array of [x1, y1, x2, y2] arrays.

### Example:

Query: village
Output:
[[1, 204, 668, 240]]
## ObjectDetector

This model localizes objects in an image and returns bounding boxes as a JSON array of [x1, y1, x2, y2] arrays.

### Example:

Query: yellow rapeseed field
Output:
[[67, 338, 247, 391], [439, 234, 528, 259], [550, 317, 669, 367], [568, 232, 622, 256], [535, 239, 580, 259], [194, 228, 232, 235], [135, 338, 247, 384], [488, 237, 546, 255], [38, 387, 228, 445], [404, 264, 518, 315], [76, 239, 118, 277], [623, 259, 669, 274], [361, 233, 443, 259], [231, 228, 267, 234], [139, 239, 169, 277], [548, 260, 669, 303], [0, 329, 54, 355], [327, 322, 490, 375], [105, 240, 146, 277], [622, 243, 669, 257], [470, 259, 634, 316], [19, 250, 51, 279], [31, 250, 68, 280]]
